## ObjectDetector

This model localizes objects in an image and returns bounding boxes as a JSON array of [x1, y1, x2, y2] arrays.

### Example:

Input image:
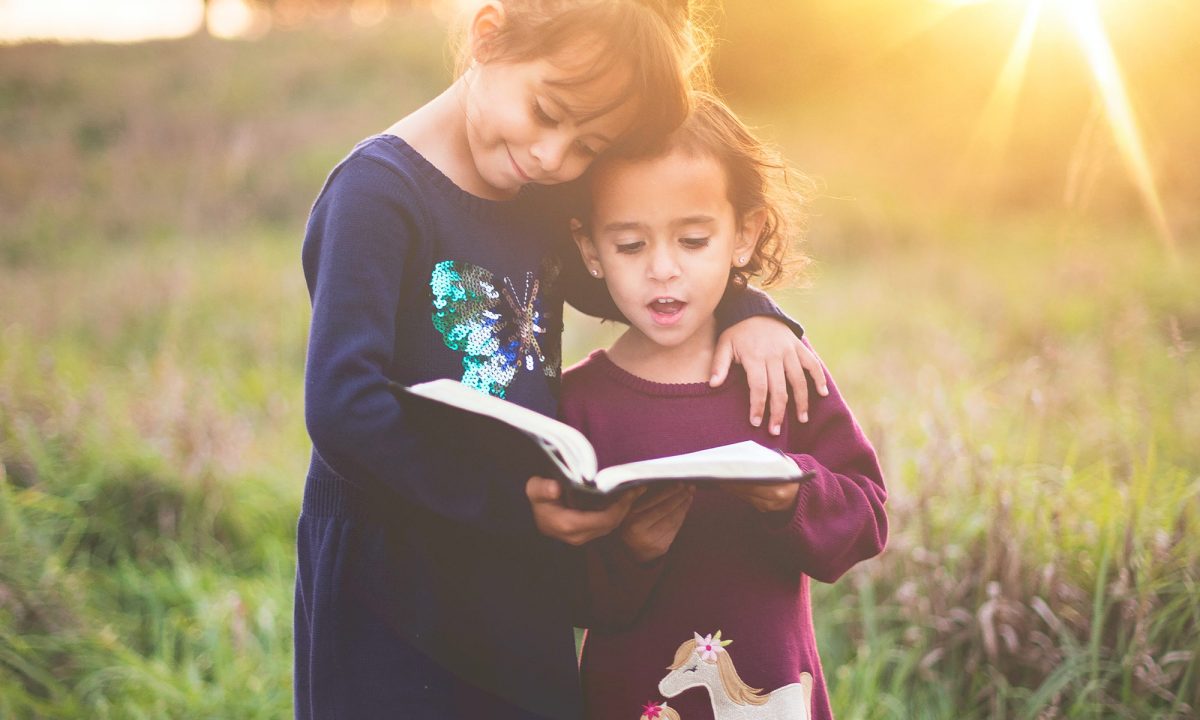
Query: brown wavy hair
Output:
[[454, 0, 713, 155]]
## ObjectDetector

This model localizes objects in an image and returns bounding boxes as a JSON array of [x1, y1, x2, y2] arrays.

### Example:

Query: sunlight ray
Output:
[[967, 0, 1043, 175], [1063, 0, 1176, 253], [1063, 102, 1108, 211]]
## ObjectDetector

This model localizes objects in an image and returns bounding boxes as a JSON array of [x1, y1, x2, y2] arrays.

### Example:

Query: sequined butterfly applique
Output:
[[429, 258, 561, 398]]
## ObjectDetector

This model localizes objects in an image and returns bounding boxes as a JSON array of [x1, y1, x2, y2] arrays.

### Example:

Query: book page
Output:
[[592, 441, 804, 494]]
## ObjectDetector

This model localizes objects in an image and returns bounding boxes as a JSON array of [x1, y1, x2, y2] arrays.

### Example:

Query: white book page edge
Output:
[[592, 441, 802, 494]]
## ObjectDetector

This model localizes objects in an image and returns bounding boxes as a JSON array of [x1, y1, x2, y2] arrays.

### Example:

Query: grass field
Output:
[[1, 8, 1198, 719]]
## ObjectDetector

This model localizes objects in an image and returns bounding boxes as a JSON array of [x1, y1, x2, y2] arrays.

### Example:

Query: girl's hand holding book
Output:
[[719, 480, 801, 514], [526, 476, 641, 546], [620, 484, 695, 563]]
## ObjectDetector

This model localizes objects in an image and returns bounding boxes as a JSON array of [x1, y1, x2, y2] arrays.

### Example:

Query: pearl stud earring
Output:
[[590, 269, 599, 277]]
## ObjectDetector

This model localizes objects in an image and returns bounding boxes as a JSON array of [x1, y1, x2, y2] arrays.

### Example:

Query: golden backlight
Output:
[[941, 0, 1175, 252], [0, 0, 1177, 251]]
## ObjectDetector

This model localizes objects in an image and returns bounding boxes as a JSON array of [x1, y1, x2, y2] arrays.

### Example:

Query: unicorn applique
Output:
[[657, 632, 813, 720]]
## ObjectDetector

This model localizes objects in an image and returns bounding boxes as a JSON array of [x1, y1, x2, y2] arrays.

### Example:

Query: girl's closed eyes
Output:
[[531, 96, 603, 157], [531, 97, 558, 126]]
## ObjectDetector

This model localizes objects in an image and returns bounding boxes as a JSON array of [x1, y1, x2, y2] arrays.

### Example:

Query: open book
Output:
[[388, 378, 811, 509]]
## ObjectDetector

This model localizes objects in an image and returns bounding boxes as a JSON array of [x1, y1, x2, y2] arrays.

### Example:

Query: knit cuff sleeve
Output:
[[762, 454, 816, 535], [760, 452, 888, 584]]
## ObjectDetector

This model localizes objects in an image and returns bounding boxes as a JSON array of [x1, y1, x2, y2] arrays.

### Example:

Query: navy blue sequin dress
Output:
[[295, 135, 799, 719]]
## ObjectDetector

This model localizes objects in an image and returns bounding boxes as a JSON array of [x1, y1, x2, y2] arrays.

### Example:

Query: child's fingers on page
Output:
[[599, 488, 638, 520], [631, 489, 691, 525], [645, 490, 693, 529], [784, 349, 810, 423], [721, 481, 799, 512], [743, 360, 768, 427], [760, 485, 799, 512], [555, 503, 629, 545], [592, 493, 639, 535], [629, 485, 688, 514]]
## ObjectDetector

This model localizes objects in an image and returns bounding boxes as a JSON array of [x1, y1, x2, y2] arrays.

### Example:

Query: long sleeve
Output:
[[760, 339, 888, 582], [302, 156, 534, 535]]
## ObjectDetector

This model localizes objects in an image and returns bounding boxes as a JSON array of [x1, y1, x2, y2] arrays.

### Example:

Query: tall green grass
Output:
[[1, 239, 306, 718], [2, 10, 1197, 719], [789, 224, 1200, 719]]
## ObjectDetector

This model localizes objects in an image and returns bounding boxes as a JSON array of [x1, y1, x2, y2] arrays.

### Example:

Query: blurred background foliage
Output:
[[0, 1, 1197, 717]]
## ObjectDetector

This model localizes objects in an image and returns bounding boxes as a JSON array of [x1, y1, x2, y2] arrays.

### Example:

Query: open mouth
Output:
[[648, 297, 686, 326]]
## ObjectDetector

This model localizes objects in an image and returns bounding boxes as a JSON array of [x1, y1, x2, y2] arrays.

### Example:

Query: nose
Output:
[[647, 242, 681, 282], [530, 131, 572, 176]]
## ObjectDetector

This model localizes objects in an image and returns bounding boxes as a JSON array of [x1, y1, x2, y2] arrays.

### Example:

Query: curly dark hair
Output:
[[588, 91, 810, 287]]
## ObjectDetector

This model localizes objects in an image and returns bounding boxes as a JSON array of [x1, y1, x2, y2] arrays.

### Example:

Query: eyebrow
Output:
[[601, 221, 646, 233], [545, 90, 614, 144], [600, 216, 717, 233]]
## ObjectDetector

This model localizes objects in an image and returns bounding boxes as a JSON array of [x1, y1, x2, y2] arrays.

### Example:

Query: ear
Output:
[[468, 1, 507, 63], [570, 218, 604, 278], [733, 207, 767, 267]]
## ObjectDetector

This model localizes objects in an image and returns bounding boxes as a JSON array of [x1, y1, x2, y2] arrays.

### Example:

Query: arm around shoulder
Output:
[[715, 282, 804, 338]]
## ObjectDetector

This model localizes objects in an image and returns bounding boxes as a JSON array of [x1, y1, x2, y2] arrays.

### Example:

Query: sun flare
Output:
[[947, 0, 1175, 251], [1057, 0, 1174, 250]]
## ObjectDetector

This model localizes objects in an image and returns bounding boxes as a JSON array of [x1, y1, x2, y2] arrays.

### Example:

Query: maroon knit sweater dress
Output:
[[562, 346, 888, 720]]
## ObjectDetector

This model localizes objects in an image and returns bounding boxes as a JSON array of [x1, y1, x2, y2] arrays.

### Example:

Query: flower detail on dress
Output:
[[694, 631, 732, 663], [641, 701, 665, 719], [429, 258, 560, 398], [662, 633, 814, 718]]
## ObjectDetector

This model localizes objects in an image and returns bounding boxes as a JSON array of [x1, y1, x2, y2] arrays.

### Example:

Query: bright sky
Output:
[[0, 0, 286, 42], [0, 0, 454, 42]]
